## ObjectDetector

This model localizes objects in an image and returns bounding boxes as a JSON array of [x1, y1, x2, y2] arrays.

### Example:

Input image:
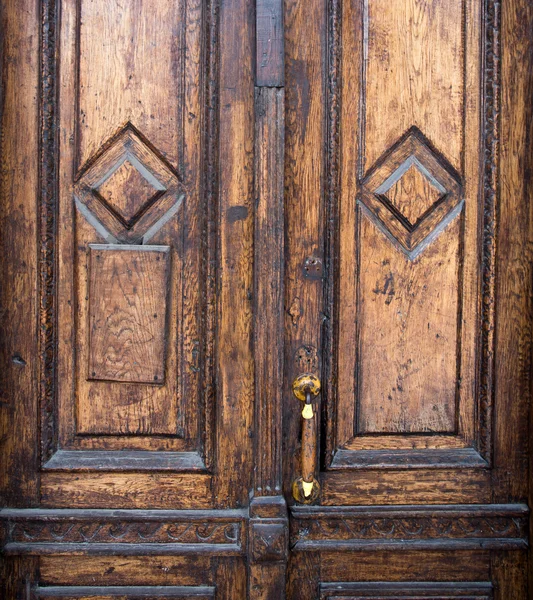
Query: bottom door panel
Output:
[[1, 556, 247, 600]]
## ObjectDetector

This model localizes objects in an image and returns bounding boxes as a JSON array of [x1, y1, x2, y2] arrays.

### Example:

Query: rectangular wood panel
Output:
[[37, 0, 220, 479], [88, 245, 170, 387], [327, 0, 486, 466]]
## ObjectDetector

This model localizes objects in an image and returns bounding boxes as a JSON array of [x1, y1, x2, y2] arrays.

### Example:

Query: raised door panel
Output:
[[328, 0, 486, 470], [32, 0, 256, 509], [52, 0, 209, 463]]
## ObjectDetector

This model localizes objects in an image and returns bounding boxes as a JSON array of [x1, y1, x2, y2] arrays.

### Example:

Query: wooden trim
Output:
[[253, 87, 285, 496], [320, 582, 493, 598], [329, 448, 488, 470], [0, 508, 247, 556], [41, 450, 207, 471], [34, 586, 215, 598], [290, 503, 529, 551]]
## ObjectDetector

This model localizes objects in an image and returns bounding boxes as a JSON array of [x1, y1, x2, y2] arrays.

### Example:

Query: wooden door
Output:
[[0, 0, 532, 598], [283, 0, 533, 598], [0, 0, 256, 596]]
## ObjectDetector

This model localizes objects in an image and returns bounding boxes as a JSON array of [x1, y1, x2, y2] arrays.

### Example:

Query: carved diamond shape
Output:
[[381, 159, 445, 227], [74, 123, 183, 244], [94, 157, 165, 228], [360, 127, 462, 259]]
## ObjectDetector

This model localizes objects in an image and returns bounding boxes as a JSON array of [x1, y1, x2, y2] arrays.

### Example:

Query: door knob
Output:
[[292, 374, 320, 504]]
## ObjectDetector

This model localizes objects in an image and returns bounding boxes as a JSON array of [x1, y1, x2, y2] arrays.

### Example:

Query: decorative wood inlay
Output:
[[0, 509, 246, 556], [250, 522, 288, 563], [88, 245, 170, 384], [478, 0, 501, 464], [39, 0, 59, 464], [320, 581, 493, 599], [95, 159, 165, 228], [290, 504, 529, 551], [74, 124, 183, 244], [360, 127, 462, 260], [384, 162, 444, 226]]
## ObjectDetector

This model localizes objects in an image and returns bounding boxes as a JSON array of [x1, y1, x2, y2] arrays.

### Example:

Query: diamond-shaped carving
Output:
[[360, 127, 462, 259], [381, 160, 445, 227], [94, 158, 165, 228], [74, 123, 183, 243]]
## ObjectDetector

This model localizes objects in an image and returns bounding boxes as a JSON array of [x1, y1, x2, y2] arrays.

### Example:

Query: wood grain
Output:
[[357, 215, 460, 433], [40, 473, 212, 509], [77, 0, 185, 171], [320, 550, 490, 583], [51, 0, 213, 467], [87, 245, 169, 387], [256, 0, 284, 86], [40, 556, 214, 586], [0, 0, 40, 508], [364, 0, 464, 171], [214, 0, 255, 508]]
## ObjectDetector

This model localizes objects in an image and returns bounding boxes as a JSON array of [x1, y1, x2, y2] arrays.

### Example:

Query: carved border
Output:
[[38, 0, 220, 469], [290, 504, 528, 551], [322, 0, 342, 468], [0, 509, 245, 556], [322, 0, 501, 467], [39, 0, 59, 464], [478, 0, 501, 463]]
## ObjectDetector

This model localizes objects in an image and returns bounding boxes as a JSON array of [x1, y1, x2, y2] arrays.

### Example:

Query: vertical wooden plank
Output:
[[492, 552, 528, 600], [215, 0, 255, 507], [0, 557, 39, 600], [492, 0, 532, 504], [0, 0, 40, 506], [214, 558, 247, 600], [251, 2, 287, 590], [497, 0, 533, 593], [254, 87, 285, 496], [283, 0, 326, 499], [287, 551, 320, 600], [256, 0, 284, 86]]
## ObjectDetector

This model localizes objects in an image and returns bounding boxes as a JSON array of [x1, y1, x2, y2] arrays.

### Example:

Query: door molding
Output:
[[1, 503, 528, 555]]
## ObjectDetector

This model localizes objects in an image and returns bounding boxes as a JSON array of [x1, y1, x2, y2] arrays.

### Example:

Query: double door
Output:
[[1, 0, 532, 597]]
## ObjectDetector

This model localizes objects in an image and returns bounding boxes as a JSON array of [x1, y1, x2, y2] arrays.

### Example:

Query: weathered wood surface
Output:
[[87, 245, 170, 387], [0, 0, 531, 597]]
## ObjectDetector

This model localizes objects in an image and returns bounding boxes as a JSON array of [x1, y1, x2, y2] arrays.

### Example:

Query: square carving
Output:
[[250, 522, 288, 563]]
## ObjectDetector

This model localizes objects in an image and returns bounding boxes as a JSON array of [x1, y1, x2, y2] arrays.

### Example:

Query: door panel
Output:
[[328, 0, 486, 473], [1, 0, 254, 593], [52, 0, 211, 471]]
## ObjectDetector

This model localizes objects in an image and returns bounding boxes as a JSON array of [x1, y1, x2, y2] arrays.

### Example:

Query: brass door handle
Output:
[[292, 374, 320, 504]]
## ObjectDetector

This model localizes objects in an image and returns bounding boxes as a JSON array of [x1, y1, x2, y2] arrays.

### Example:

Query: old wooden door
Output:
[[282, 0, 533, 597], [0, 0, 532, 598]]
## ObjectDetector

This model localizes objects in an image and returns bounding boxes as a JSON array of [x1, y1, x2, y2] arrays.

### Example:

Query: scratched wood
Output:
[[87, 245, 169, 388], [0, 0, 532, 595], [332, 0, 481, 454], [55, 0, 207, 457]]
